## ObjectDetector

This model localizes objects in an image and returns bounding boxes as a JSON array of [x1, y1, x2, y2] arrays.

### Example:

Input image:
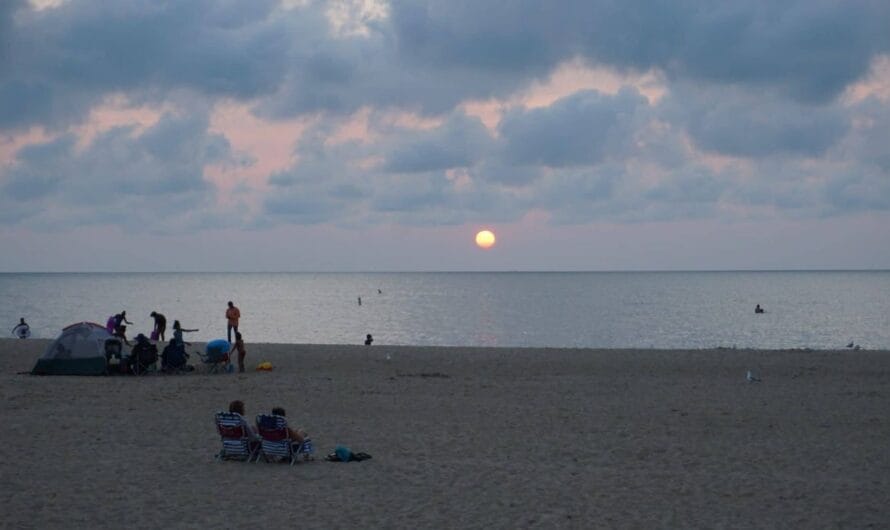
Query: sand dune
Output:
[[2, 338, 889, 528]]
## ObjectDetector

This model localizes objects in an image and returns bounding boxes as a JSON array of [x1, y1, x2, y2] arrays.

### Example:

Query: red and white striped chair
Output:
[[255, 414, 313, 465], [214, 412, 259, 462]]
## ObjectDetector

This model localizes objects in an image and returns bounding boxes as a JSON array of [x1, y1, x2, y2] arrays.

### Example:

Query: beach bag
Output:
[[150, 330, 159, 341], [325, 445, 372, 462]]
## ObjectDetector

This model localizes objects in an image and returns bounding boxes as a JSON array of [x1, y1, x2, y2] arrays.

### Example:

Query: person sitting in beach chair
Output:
[[255, 407, 313, 465], [129, 334, 158, 375], [197, 339, 231, 373], [161, 340, 193, 373], [215, 400, 260, 462]]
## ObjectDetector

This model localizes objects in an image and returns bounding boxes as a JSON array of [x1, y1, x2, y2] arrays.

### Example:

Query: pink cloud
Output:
[[462, 58, 667, 134], [843, 54, 890, 104]]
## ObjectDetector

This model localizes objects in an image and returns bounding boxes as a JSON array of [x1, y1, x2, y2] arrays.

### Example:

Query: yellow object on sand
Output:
[[256, 361, 273, 371]]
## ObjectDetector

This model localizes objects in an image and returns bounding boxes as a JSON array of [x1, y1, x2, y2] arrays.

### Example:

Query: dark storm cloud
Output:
[[2, 0, 890, 234], [499, 88, 649, 167], [3, 0, 889, 131], [1, 135, 74, 200], [0, 0, 289, 130], [0, 111, 236, 227], [382, 113, 493, 173], [661, 84, 850, 157], [389, 0, 890, 103]]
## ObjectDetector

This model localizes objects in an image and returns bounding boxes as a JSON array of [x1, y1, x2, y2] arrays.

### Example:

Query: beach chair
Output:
[[161, 342, 192, 374], [255, 414, 314, 465], [130, 340, 159, 376], [214, 412, 259, 462]]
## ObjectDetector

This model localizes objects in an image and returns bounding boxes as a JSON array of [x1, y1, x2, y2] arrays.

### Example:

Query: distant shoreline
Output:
[[4, 337, 881, 355], [1, 268, 889, 274]]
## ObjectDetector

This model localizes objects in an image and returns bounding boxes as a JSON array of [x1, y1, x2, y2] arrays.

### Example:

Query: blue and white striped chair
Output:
[[214, 412, 259, 462], [255, 414, 313, 465]]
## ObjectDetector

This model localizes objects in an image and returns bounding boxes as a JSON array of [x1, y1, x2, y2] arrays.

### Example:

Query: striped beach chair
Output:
[[214, 412, 259, 462], [255, 414, 313, 465]]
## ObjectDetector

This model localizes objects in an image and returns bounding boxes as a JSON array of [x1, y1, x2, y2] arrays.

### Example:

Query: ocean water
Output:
[[2, 271, 889, 350]]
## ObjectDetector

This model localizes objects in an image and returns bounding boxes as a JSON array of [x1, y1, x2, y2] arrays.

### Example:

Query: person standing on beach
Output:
[[172, 320, 198, 347], [111, 311, 133, 346], [115, 311, 133, 329], [150, 311, 167, 341], [230, 332, 247, 373], [226, 301, 240, 343]]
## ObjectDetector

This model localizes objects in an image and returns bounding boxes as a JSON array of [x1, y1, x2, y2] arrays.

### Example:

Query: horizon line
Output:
[[1, 268, 888, 274]]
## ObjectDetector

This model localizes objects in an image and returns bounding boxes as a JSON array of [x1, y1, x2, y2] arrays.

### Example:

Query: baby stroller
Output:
[[197, 339, 231, 373], [161, 341, 193, 373], [104, 338, 125, 374]]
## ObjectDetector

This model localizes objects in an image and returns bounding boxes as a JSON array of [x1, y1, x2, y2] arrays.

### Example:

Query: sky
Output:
[[1, 0, 889, 272]]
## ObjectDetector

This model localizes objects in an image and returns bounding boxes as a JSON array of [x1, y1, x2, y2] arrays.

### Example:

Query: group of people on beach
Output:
[[103, 300, 248, 374]]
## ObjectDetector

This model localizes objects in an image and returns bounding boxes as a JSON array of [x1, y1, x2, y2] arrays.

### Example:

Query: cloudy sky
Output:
[[1, 0, 889, 271]]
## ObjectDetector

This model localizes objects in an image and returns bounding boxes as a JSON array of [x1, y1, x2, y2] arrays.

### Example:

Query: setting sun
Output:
[[475, 230, 496, 249]]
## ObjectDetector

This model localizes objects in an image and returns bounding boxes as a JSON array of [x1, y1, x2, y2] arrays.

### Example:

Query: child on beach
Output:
[[172, 320, 198, 346], [230, 332, 247, 373]]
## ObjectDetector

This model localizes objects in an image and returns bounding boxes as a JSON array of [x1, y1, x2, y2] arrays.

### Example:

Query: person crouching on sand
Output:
[[230, 332, 247, 373]]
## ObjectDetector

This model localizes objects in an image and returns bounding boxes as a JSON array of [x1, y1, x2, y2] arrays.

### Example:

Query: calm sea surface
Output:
[[2, 271, 888, 349]]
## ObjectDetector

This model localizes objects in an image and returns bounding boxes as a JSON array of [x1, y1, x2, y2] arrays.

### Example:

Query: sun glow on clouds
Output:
[[2, 95, 167, 165], [207, 102, 310, 193], [28, 0, 65, 10], [844, 55, 890, 104], [462, 59, 667, 132], [73, 95, 169, 151], [325, 0, 389, 37]]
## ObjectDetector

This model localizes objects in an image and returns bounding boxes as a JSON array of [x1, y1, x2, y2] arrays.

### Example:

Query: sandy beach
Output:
[[2, 338, 889, 528]]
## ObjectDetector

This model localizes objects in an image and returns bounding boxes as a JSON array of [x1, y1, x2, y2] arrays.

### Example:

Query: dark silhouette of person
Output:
[[230, 332, 247, 373], [172, 320, 198, 347], [755, 304, 765, 314], [150, 311, 167, 341], [364, 334, 373, 346]]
